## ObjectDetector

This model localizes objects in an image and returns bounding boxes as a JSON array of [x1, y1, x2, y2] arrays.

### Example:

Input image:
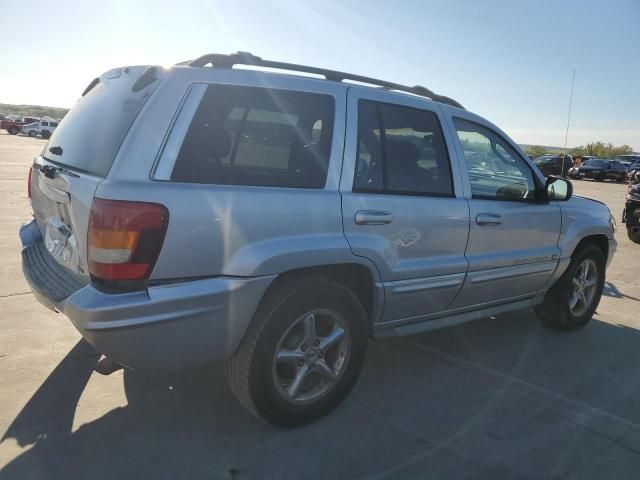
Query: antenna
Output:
[[562, 69, 576, 176]]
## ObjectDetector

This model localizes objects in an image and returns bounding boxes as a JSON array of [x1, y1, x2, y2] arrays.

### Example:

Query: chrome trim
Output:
[[469, 261, 557, 284], [385, 273, 465, 294]]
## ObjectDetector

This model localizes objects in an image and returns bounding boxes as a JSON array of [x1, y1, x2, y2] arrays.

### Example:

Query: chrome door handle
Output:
[[476, 213, 502, 226], [355, 210, 393, 225]]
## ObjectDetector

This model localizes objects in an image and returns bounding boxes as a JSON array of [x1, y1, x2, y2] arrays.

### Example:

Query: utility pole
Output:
[[562, 69, 576, 176]]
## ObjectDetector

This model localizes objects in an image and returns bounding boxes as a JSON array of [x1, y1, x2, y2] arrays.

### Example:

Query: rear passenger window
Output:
[[353, 100, 453, 196], [171, 85, 335, 188]]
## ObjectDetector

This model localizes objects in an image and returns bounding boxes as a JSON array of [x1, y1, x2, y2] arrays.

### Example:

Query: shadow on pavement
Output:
[[2, 310, 640, 480], [603, 281, 639, 302]]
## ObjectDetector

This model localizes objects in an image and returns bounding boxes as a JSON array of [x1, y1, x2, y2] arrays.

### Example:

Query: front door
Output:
[[340, 88, 470, 323], [447, 116, 561, 308]]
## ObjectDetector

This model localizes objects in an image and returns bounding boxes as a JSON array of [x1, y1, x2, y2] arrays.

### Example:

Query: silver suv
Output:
[[20, 52, 616, 426]]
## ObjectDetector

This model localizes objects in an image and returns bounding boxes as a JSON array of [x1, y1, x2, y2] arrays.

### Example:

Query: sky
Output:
[[0, 0, 638, 150]]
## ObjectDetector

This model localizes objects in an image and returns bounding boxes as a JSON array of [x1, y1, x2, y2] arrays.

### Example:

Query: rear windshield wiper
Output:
[[49, 145, 63, 156], [33, 162, 80, 179]]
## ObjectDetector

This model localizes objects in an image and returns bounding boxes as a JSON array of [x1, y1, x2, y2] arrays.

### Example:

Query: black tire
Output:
[[28, 130, 37, 137], [535, 244, 605, 331], [8, 126, 18, 135], [41, 130, 51, 139], [628, 227, 640, 244], [225, 276, 368, 427]]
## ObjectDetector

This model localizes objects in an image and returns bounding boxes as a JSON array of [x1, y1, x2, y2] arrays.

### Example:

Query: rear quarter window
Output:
[[170, 85, 335, 189]]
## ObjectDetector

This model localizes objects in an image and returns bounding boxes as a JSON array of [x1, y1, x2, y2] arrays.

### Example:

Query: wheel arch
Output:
[[572, 234, 609, 260], [256, 262, 384, 333]]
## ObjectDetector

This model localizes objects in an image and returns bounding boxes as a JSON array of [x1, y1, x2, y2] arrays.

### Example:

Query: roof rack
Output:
[[184, 52, 464, 109]]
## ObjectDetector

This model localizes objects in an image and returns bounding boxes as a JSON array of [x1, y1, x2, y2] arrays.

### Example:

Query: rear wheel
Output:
[[41, 130, 51, 139], [7, 126, 18, 135], [628, 227, 640, 244], [225, 276, 368, 427], [535, 244, 605, 330]]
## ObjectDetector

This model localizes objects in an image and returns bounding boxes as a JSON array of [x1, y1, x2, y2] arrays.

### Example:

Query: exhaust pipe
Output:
[[93, 356, 124, 375]]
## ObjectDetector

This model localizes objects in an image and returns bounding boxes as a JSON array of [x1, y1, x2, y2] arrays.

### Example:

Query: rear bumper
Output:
[[64, 275, 274, 373], [20, 220, 275, 374]]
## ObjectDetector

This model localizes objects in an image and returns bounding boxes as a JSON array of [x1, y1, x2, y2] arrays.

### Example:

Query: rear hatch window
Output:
[[43, 66, 161, 177]]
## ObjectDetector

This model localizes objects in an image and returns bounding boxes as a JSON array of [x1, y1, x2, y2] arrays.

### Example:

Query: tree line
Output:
[[524, 142, 634, 159]]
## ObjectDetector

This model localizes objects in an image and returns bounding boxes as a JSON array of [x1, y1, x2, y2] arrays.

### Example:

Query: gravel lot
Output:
[[0, 131, 639, 479]]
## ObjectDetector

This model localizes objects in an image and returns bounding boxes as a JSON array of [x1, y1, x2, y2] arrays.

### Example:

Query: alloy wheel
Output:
[[272, 309, 350, 404], [569, 258, 598, 316]]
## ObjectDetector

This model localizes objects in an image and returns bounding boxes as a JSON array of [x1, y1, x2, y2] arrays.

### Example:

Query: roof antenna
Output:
[[562, 69, 576, 176]]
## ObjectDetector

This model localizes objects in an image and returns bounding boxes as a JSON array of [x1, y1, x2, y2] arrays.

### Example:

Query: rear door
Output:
[[340, 88, 470, 323], [445, 114, 561, 308], [29, 66, 162, 277]]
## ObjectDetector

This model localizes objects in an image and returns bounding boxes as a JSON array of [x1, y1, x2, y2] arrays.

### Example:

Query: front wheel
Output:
[[535, 244, 605, 330], [225, 276, 368, 427], [7, 126, 18, 135], [628, 227, 640, 244], [28, 130, 37, 137]]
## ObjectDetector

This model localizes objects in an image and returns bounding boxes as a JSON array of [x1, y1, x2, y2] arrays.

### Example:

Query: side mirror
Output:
[[545, 176, 573, 201]]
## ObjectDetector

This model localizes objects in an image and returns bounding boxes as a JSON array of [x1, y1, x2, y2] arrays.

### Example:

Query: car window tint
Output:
[[172, 85, 335, 189], [453, 118, 536, 201], [354, 100, 453, 196]]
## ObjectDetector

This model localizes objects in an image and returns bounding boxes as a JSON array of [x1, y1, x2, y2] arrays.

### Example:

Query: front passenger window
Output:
[[453, 118, 536, 201]]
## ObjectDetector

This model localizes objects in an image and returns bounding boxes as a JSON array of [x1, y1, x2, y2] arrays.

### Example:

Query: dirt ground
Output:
[[0, 131, 639, 479]]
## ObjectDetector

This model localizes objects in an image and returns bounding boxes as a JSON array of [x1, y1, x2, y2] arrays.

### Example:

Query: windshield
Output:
[[42, 67, 160, 177], [534, 156, 554, 165], [582, 159, 607, 167]]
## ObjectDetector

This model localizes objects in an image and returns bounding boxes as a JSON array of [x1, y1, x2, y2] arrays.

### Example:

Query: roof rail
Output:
[[185, 52, 464, 109]]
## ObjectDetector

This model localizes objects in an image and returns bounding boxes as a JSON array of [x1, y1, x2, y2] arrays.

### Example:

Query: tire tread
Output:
[[225, 275, 359, 424]]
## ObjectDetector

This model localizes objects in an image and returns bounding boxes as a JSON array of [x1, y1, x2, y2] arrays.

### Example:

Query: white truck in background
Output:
[[21, 117, 59, 139]]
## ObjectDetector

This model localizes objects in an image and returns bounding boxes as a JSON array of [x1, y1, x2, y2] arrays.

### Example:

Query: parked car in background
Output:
[[0, 116, 41, 135], [534, 155, 573, 177], [616, 154, 640, 168], [577, 159, 627, 182], [19, 52, 616, 426], [1, 118, 25, 135], [623, 179, 640, 243], [21, 118, 59, 139], [626, 161, 640, 182]]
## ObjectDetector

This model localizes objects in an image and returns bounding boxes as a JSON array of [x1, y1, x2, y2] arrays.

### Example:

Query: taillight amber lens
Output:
[[88, 198, 168, 282]]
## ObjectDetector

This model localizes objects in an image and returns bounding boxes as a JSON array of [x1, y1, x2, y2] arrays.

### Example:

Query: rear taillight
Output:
[[88, 198, 169, 285], [28, 166, 32, 198]]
